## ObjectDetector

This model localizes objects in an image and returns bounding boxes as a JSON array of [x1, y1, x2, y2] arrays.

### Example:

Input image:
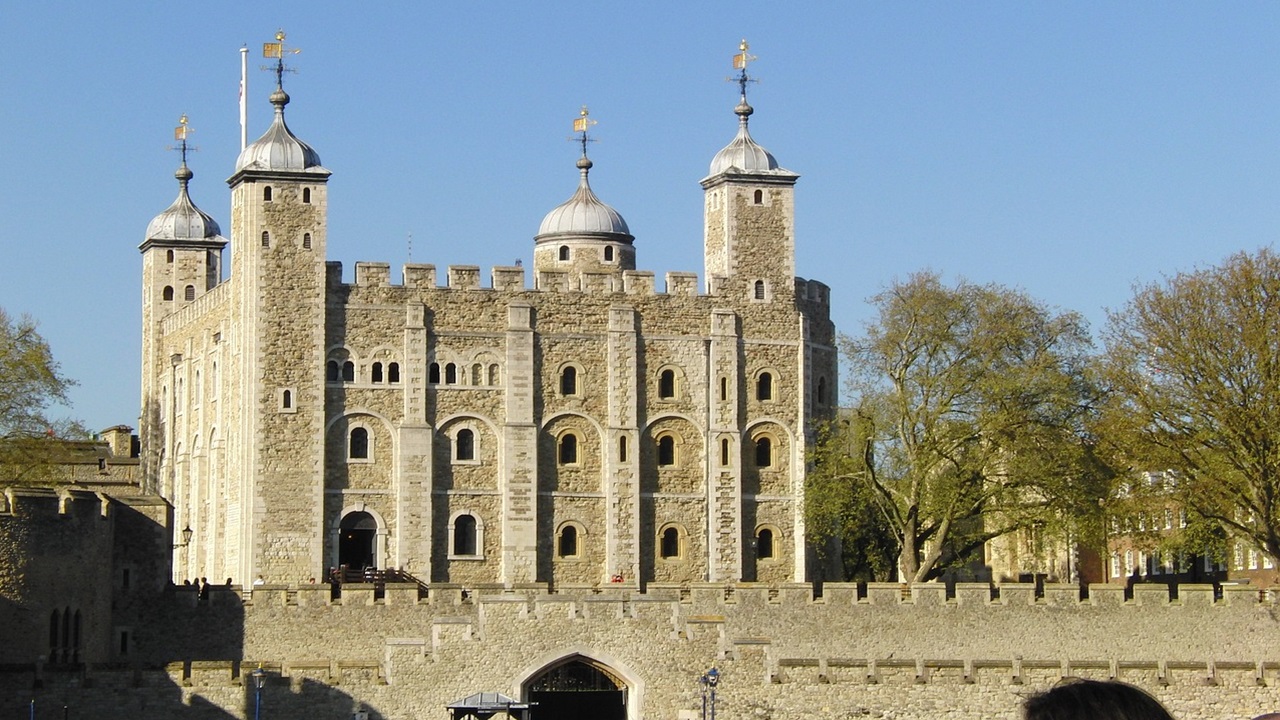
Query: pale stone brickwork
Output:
[[137, 83, 838, 591]]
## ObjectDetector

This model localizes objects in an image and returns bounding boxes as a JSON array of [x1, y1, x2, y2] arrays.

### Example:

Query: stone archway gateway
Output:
[[338, 511, 377, 571], [525, 656, 627, 720]]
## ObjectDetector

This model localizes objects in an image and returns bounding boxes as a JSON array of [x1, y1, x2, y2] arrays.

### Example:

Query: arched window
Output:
[[263, 186, 273, 201], [658, 369, 676, 399], [754, 280, 766, 300], [660, 527, 680, 559], [303, 232, 312, 249], [488, 364, 499, 385], [371, 362, 384, 383], [166, 250, 174, 263], [349, 427, 369, 460], [455, 428, 475, 461], [342, 361, 355, 382], [302, 187, 312, 204], [388, 363, 400, 383], [184, 285, 195, 301], [471, 363, 483, 385], [445, 363, 457, 384], [429, 362, 441, 384], [618, 435, 628, 462], [755, 436, 772, 468], [721, 438, 730, 466], [163, 286, 174, 301], [558, 433, 578, 465], [757, 372, 773, 401], [657, 435, 676, 466], [559, 245, 570, 261], [281, 389, 292, 409], [558, 525, 579, 557], [560, 366, 577, 395], [326, 360, 340, 382], [261, 231, 270, 248], [757, 528, 775, 559], [753, 189, 763, 204], [452, 514, 477, 556], [719, 377, 728, 402], [604, 246, 614, 262]]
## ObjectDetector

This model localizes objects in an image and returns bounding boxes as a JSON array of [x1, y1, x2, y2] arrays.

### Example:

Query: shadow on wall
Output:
[[8, 670, 388, 720]]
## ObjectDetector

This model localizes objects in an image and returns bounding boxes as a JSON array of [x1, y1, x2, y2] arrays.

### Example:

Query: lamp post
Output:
[[172, 525, 193, 549], [699, 667, 719, 720], [251, 666, 266, 720]]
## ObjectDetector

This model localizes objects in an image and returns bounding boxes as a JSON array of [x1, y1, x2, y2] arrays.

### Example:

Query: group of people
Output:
[[1023, 679, 1274, 720], [179, 576, 233, 599]]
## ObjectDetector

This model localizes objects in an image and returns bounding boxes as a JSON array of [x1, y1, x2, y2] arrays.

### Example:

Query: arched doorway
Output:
[[339, 511, 377, 570], [527, 657, 626, 720]]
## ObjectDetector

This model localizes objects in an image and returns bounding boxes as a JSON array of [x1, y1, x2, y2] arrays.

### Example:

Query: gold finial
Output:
[[733, 39, 756, 71], [262, 29, 302, 90], [572, 105, 598, 159], [174, 114, 190, 142]]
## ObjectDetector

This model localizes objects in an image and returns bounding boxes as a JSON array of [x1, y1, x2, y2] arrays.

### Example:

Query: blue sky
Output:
[[1, 2, 1277, 432]]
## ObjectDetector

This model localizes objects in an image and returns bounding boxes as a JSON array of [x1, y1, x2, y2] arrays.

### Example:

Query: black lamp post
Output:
[[251, 666, 266, 720], [173, 526, 193, 549], [699, 667, 719, 720]]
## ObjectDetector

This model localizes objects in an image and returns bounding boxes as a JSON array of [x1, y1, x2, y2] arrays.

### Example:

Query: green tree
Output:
[[806, 417, 898, 581], [1099, 248, 1280, 565], [817, 272, 1104, 583], [0, 308, 80, 481]]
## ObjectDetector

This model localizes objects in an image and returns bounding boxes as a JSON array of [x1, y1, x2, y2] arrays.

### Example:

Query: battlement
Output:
[[158, 281, 229, 334], [324, 261, 721, 298], [0, 486, 111, 520]]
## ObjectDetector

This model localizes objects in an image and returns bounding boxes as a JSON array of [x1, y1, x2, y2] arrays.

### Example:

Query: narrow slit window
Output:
[[559, 245, 570, 261], [281, 389, 292, 409], [658, 369, 675, 399], [719, 377, 728, 402], [303, 232, 312, 249], [604, 246, 614, 262], [721, 438, 730, 466], [261, 231, 270, 248], [754, 280, 766, 300], [302, 187, 312, 203], [263, 186, 273, 201], [657, 436, 675, 466], [755, 436, 772, 467], [560, 366, 577, 395], [753, 189, 763, 204], [166, 250, 174, 263], [619, 436, 628, 462], [757, 372, 773, 401]]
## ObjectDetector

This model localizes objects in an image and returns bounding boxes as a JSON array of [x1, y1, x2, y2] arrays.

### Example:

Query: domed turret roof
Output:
[[144, 163, 223, 242], [708, 100, 782, 176], [234, 87, 325, 174], [536, 156, 633, 240]]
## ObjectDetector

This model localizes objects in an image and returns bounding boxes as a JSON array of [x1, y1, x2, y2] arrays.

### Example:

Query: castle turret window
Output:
[[604, 246, 614, 262], [659, 526, 681, 559], [757, 528, 775, 559], [754, 280, 766, 300], [455, 428, 475, 461], [303, 232, 312, 249], [388, 363, 400, 383], [558, 524, 579, 558], [261, 231, 270, 248], [452, 514, 478, 556], [657, 435, 676, 466], [558, 433, 578, 465], [302, 187, 311, 203], [349, 427, 369, 460], [326, 360, 340, 382], [754, 436, 772, 467], [658, 369, 676, 399], [281, 389, 292, 409], [263, 186, 273, 201], [166, 250, 174, 263], [429, 363, 440, 384], [619, 435, 628, 462], [445, 363, 457, 384], [753, 189, 763, 205], [756, 372, 773, 401], [487, 364, 499, 385], [559, 245, 570, 261], [163, 286, 174, 301], [342, 361, 355, 382], [721, 438, 730, 466], [372, 362, 384, 383], [184, 285, 195, 301], [560, 365, 578, 396]]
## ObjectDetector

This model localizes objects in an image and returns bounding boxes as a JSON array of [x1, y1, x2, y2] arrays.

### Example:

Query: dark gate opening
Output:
[[528, 659, 626, 720], [339, 511, 376, 571]]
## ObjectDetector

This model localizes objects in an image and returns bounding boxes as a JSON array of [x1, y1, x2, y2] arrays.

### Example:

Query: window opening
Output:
[[342, 361, 355, 382], [660, 527, 680, 559], [753, 189, 763, 204], [757, 372, 773, 401], [261, 231, 270, 248], [453, 515, 477, 555], [559, 525, 579, 557], [488, 364, 499, 385], [559, 433, 578, 464], [326, 360, 340, 382], [657, 435, 675, 466], [429, 363, 440, 384], [303, 232, 312, 249], [604, 246, 614, 262], [445, 363, 457, 384], [302, 187, 311, 203], [349, 427, 369, 460], [166, 250, 174, 263], [263, 186, 273, 201], [755, 436, 772, 467], [282, 389, 292, 409], [658, 369, 675, 399], [559, 245, 570, 261], [560, 366, 577, 395], [720, 377, 728, 402], [754, 280, 766, 300], [721, 438, 730, 466], [619, 436, 628, 462], [472, 363, 482, 385], [371, 362, 383, 383], [183, 285, 195, 302], [163, 286, 174, 301], [817, 377, 828, 405], [757, 528, 774, 559], [456, 428, 475, 461], [388, 363, 400, 383]]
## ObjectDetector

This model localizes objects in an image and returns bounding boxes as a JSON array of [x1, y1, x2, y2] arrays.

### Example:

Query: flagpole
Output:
[[239, 46, 248, 150]]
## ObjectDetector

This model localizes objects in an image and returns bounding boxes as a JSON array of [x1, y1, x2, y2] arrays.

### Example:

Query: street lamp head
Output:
[[251, 666, 266, 689], [181, 526, 194, 546], [705, 667, 719, 688]]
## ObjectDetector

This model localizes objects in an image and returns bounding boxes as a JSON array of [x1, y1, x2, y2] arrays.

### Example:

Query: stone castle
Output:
[[2, 42, 1278, 720]]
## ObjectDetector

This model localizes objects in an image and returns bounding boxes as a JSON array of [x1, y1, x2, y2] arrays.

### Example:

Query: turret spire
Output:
[[169, 114, 195, 188], [731, 39, 759, 123], [262, 29, 301, 109]]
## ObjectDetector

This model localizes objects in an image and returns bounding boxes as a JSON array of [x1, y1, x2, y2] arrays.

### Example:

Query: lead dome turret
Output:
[[143, 163, 223, 243], [233, 87, 325, 174], [536, 155, 633, 241]]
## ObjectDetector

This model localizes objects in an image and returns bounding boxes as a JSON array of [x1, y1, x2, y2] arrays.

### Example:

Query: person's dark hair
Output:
[[1024, 679, 1175, 720]]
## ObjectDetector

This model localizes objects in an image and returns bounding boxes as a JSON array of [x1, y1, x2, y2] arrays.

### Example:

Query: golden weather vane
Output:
[[261, 29, 302, 88], [571, 105, 598, 157], [168, 114, 196, 166], [730, 38, 759, 101]]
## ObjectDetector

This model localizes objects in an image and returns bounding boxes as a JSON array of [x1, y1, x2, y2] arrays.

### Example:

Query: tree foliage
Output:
[[0, 308, 80, 481], [811, 272, 1105, 582], [1099, 248, 1280, 564]]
